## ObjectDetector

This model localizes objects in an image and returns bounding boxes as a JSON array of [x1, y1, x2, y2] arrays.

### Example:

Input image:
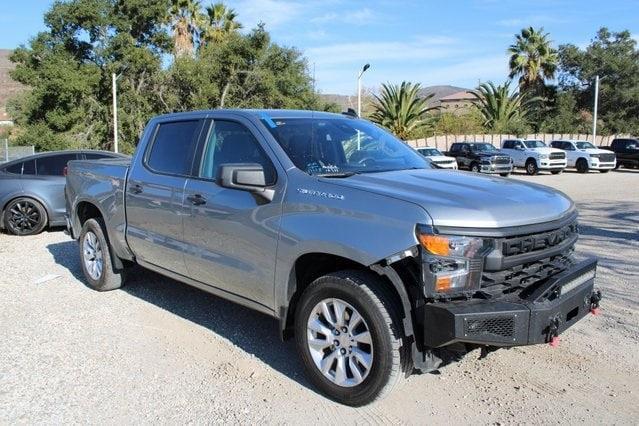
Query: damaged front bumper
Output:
[[422, 258, 600, 348]]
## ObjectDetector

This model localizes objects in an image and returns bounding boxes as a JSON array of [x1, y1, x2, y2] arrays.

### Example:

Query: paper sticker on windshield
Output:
[[260, 113, 277, 128]]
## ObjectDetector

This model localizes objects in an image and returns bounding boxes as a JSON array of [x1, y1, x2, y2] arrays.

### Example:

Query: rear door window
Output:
[[35, 154, 79, 176], [83, 153, 114, 160], [147, 120, 202, 176], [4, 162, 23, 174]]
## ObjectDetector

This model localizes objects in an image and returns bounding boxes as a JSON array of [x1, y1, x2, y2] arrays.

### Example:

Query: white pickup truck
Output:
[[501, 139, 567, 175], [416, 147, 458, 169], [550, 140, 616, 173]]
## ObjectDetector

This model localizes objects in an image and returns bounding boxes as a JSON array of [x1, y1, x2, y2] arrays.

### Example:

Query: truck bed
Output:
[[65, 157, 133, 260]]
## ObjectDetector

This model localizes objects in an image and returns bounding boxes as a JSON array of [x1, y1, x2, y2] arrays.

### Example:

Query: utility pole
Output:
[[592, 75, 599, 144], [112, 72, 119, 154]]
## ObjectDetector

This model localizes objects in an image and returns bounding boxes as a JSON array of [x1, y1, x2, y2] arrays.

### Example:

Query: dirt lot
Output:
[[1, 169, 638, 424]]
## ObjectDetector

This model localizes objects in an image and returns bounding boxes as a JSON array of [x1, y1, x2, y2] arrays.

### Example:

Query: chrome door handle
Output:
[[129, 184, 143, 194]]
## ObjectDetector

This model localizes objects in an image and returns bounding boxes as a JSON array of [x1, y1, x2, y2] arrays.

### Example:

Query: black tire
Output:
[[599, 169, 610, 173], [614, 162, 621, 170], [294, 270, 408, 406], [78, 218, 125, 291], [551, 170, 562, 175], [525, 158, 539, 175], [499, 173, 510, 177], [3, 197, 48, 236], [470, 162, 480, 173], [576, 158, 589, 173]]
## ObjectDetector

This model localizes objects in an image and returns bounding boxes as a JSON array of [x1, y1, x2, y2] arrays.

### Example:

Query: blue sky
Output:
[[1, 0, 638, 94]]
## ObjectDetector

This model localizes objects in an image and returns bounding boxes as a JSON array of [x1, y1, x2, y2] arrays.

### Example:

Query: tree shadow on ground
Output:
[[46, 240, 314, 394]]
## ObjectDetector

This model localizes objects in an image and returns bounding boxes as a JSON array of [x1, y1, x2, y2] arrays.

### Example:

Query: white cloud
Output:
[[305, 37, 463, 66], [311, 8, 376, 26]]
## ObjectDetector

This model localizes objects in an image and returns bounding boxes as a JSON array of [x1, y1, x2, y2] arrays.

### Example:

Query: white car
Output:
[[501, 139, 567, 175], [550, 140, 616, 173], [416, 147, 458, 169]]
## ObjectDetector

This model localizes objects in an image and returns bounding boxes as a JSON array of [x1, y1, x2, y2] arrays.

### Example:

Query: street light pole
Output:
[[357, 63, 370, 117], [592, 75, 599, 145], [112, 72, 119, 154]]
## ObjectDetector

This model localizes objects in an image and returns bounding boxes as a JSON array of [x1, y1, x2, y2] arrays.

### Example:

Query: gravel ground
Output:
[[1, 169, 638, 424]]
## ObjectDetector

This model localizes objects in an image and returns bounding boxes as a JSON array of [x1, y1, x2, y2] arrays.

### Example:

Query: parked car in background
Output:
[[602, 138, 639, 169], [416, 147, 458, 169], [550, 140, 616, 173], [1, 150, 126, 235], [501, 139, 567, 175], [65, 110, 601, 405], [445, 142, 513, 176]]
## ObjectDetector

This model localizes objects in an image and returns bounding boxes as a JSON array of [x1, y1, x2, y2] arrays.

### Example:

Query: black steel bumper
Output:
[[423, 258, 600, 347]]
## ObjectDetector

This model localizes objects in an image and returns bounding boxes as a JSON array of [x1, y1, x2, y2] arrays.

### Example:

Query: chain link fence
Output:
[[0, 139, 35, 163]]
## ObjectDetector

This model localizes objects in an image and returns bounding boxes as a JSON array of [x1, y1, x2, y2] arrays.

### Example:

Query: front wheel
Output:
[[79, 218, 125, 291], [525, 159, 539, 175], [470, 162, 480, 173], [576, 158, 589, 173], [294, 271, 407, 406]]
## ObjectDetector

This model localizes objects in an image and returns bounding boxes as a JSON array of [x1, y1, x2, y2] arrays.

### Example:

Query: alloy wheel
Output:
[[306, 298, 373, 387], [83, 231, 104, 280], [7, 200, 42, 235]]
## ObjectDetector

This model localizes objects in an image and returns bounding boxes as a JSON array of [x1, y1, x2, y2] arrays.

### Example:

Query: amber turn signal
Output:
[[417, 234, 450, 256]]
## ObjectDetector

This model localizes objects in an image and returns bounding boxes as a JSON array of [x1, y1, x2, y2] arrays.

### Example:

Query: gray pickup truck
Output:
[[65, 110, 602, 406]]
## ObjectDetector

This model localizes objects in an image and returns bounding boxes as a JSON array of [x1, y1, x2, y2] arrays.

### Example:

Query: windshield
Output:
[[469, 143, 497, 152], [263, 117, 433, 176], [524, 140, 547, 148], [575, 141, 596, 150], [418, 148, 442, 156]]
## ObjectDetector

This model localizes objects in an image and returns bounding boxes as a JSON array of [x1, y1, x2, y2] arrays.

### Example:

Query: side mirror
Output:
[[217, 163, 274, 201]]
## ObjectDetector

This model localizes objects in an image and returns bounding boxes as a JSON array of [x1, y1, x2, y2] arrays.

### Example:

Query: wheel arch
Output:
[[279, 251, 417, 345]]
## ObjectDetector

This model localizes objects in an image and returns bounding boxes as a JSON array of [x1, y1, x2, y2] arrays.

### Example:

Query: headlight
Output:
[[539, 154, 549, 159], [416, 227, 493, 297], [589, 154, 600, 159]]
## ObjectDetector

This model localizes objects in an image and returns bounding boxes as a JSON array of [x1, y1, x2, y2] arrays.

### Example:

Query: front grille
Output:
[[433, 160, 453, 165], [465, 316, 515, 339], [599, 153, 615, 162], [481, 249, 574, 289], [493, 156, 511, 164], [550, 152, 565, 160], [500, 222, 578, 257]]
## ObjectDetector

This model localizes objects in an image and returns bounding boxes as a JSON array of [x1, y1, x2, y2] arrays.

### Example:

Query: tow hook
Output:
[[589, 290, 602, 315], [547, 316, 560, 347]]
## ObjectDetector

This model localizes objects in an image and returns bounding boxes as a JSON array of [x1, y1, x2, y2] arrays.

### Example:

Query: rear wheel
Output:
[[294, 270, 407, 406], [525, 159, 539, 175], [79, 218, 125, 291], [576, 158, 589, 173], [3, 197, 48, 236]]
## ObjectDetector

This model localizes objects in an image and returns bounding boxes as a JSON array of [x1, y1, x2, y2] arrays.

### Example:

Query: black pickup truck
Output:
[[446, 142, 513, 176], [602, 138, 639, 169]]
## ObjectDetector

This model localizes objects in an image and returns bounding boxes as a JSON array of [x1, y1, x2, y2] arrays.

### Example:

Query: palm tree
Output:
[[169, 0, 204, 57], [202, 2, 242, 44], [370, 82, 437, 140], [470, 81, 538, 132], [508, 27, 558, 92]]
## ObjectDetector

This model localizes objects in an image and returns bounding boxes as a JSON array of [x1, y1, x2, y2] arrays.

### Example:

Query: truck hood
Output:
[[528, 147, 562, 154], [427, 155, 456, 162], [581, 148, 611, 155], [473, 150, 510, 158], [326, 169, 574, 229]]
